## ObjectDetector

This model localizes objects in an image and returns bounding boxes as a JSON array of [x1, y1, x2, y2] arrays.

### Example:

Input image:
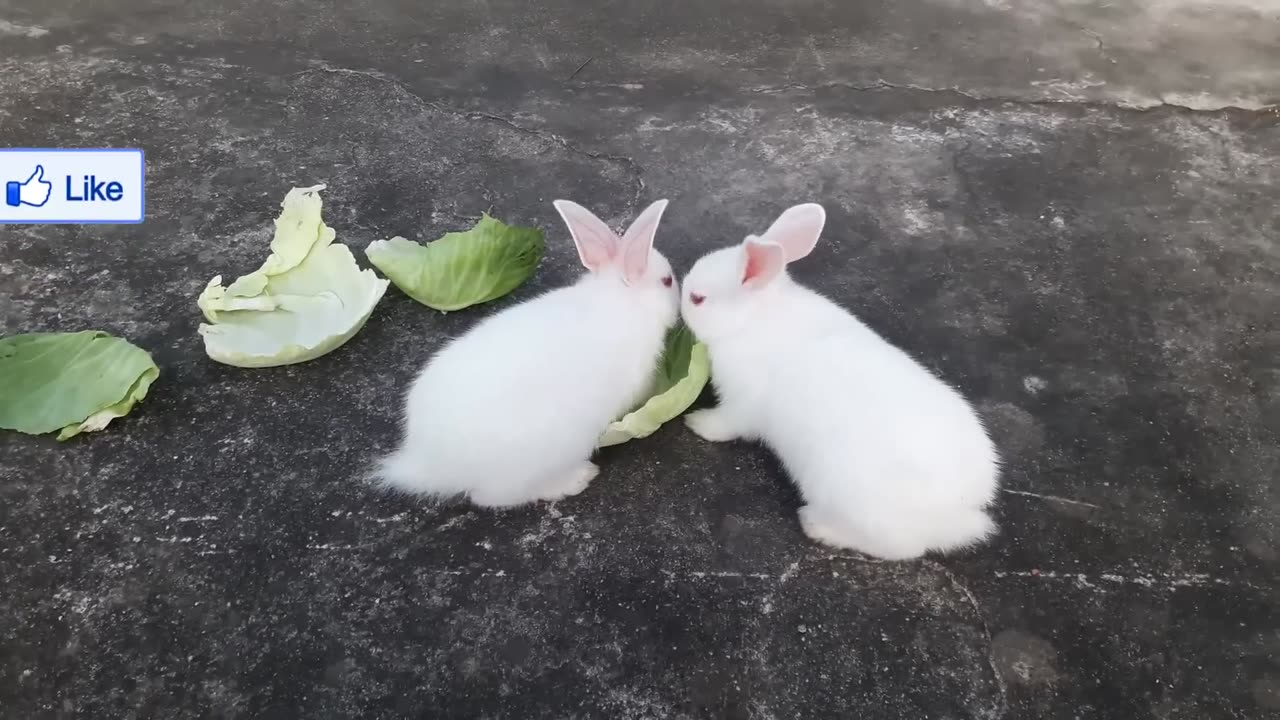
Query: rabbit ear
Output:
[[619, 199, 669, 286], [760, 203, 826, 262], [740, 238, 786, 288], [554, 200, 620, 272]]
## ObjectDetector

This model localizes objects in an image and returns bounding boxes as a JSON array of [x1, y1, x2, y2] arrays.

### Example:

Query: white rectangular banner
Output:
[[1, 149, 145, 224]]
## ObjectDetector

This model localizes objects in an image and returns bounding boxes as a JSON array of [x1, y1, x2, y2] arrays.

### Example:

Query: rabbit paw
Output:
[[538, 462, 599, 502], [799, 505, 855, 549], [684, 409, 742, 442]]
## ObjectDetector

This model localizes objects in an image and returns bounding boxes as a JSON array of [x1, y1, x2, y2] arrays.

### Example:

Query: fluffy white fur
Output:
[[680, 203, 1001, 560], [376, 199, 680, 508]]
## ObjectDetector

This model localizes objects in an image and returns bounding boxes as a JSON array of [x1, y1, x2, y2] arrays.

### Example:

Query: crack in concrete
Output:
[[1000, 488, 1100, 509], [438, 568, 509, 577], [296, 64, 647, 215], [1072, 23, 1119, 68], [928, 560, 1010, 720], [948, 138, 984, 221], [994, 569, 1263, 591], [461, 108, 648, 212], [1081, 28, 1107, 55], [668, 570, 778, 580], [747, 79, 1277, 114]]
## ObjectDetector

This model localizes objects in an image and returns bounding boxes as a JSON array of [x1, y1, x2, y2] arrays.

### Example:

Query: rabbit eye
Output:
[[661, 275, 673, 288], [690, 293, 705, 306]]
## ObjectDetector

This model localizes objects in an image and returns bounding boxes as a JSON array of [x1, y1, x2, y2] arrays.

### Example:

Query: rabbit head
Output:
[[681, 203, 826, 342], [553, 198, 680, 326]]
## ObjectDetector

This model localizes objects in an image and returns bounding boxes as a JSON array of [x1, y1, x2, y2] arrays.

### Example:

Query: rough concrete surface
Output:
[[0, 0, 1277, 718]]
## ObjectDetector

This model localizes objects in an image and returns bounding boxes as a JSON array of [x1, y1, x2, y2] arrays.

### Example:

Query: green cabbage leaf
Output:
[[0, 330, 159, 440], [599, 324, 710, 447], [197, 184, 388, 367], [365, 213, 544, 311]]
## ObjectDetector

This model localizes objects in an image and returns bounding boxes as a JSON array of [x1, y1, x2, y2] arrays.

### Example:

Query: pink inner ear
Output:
[[622, 239, 649, 284], [762, 203, 826, 263], [554, 200, 619, 272], [619, 199, 668, 285], [741, 240, 784, 287], [743, 248, 768, 281], [578, 228, 617, 271]]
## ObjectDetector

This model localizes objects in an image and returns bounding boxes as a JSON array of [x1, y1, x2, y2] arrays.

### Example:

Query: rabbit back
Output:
[[378, 280, 668, 503], [709, 284, 1000, 557]]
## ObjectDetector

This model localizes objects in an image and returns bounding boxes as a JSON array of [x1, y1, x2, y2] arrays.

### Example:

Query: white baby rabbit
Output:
[[375, 199, 680, 508], [680, 203, 1000, 560]]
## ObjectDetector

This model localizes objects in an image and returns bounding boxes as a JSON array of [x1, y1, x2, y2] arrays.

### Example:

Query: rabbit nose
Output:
[[689, 293, 705, 305]]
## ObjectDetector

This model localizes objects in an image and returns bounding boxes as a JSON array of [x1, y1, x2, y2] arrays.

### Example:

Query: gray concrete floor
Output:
[[2, 1, 1278, 718]]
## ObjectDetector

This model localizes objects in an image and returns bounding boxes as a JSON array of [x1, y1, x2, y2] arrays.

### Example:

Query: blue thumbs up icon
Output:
[[5, 165, 54, 208], [0, 149, 145, 224]]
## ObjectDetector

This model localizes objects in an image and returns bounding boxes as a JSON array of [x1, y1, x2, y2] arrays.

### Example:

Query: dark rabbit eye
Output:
[[661, 275, 673, 287], [690, 293, 705, 305]]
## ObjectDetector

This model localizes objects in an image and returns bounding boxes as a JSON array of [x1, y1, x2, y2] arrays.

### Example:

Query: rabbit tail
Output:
[[373, 445, 432, 495]]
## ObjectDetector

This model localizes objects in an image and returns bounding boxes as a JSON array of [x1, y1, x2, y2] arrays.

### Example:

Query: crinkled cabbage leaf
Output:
[[197, 184, 389, 367], [0, 331, 159, 440], [599, 324, 710, 447], [365, 213, 544, 311]]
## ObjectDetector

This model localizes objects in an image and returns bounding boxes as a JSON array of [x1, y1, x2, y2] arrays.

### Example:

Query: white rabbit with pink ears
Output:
[[376, 199, 680, 508], [679, 203, 1001, 560]]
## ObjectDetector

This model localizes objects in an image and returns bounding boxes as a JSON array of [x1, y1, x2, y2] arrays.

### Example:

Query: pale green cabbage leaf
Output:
[[598, 324, 711, 447], [365, 213, 544, 311], [0, 330, 160, 440], [197, 184, 389, 367]]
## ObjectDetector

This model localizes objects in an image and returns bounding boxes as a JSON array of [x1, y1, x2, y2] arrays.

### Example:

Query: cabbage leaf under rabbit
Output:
[[197, 184, 389, 368], [598, 324, 710, 447]]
